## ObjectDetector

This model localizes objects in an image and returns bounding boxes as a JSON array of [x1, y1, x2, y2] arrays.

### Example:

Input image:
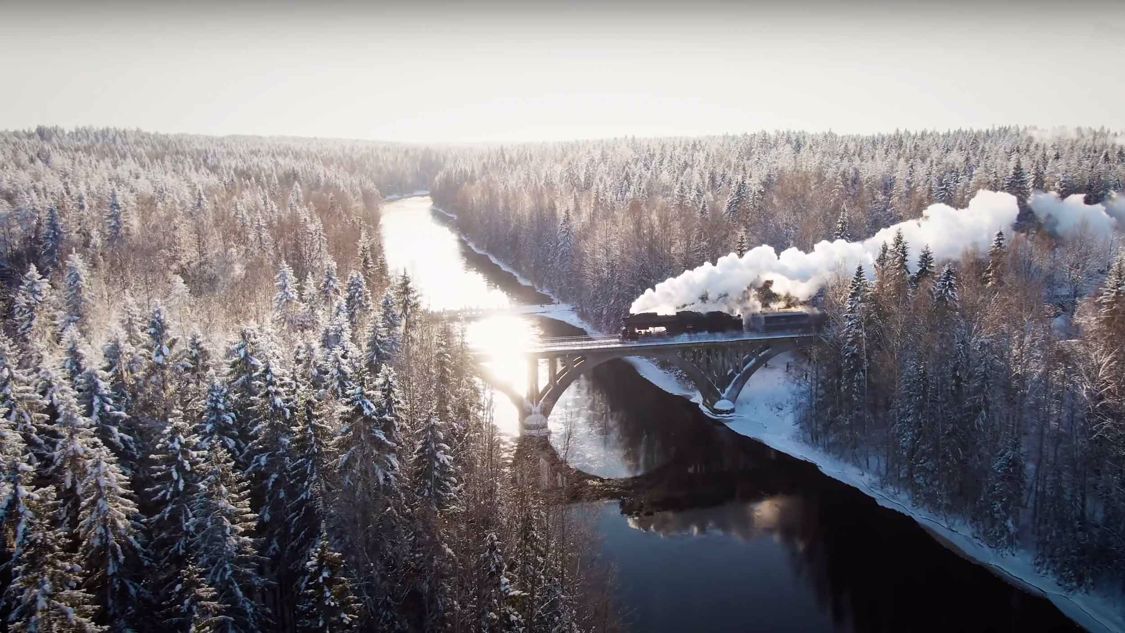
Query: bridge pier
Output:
[[522, 411, 550, 437]]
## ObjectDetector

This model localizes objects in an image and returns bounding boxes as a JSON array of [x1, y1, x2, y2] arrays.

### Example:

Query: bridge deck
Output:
[[473, 330, 818, 357]]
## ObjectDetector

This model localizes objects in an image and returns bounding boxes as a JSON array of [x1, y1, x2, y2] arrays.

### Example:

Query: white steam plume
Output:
[[631, 190, 1020, 315], [633, 189, 1125, 316], [1029, 191, 1120, 238]]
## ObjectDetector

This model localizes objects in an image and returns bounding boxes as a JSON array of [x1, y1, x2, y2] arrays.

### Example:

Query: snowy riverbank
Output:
[[429, 201, 1122, 633]]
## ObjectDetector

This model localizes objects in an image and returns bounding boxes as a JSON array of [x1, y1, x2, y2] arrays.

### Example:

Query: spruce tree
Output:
[[105, 189, 128, 247], [411, 414, 457, 514], [840, 266, 870, 444], [480, 531, 523, 633], [38, 206, 65, 274], [169, 562, 230, 633], [78, 443, 144, 629], [1095, 249, 1125, 340], [983, 230, 1006, 288], [833, 205, 851, 241], [376, 292, 402, 362], [4, 486, 103, 632], [273, 261, 301, 331], [245, 354, 297, 559], [225, 328, 265, 469], [287, 386, 335, 573], [320, 262, 341, 305], [911, 244, 935, 287], [295, 531, 361, 633], [147, 408, 203, 597], [344, 271, 371, 333], [0, 334, 52, 464], [12, 264, 51, 350], [62, 252, 92, 334], [197, 379, 241, 457], [189, 445, 265, 632], [49, 377, 99, 532]]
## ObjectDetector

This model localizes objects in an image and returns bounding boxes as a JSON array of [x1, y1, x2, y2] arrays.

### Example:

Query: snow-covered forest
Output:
[[0, 127, 608, 632], [430, 129, 1125, 606]]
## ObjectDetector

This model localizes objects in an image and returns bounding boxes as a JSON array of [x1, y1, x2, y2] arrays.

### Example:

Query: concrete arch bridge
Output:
[[472, 331, 818, 436]]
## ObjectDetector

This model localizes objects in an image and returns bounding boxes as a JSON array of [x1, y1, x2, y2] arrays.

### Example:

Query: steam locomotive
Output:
[[620, 309, 823, 340]]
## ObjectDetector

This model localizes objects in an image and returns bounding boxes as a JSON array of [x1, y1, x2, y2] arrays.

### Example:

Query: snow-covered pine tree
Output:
[[333, 366, 405, 624], [38, 206, 65, 275], [168, 562, 231, 633], [48, 376, 99, 532], [0, 333, 52, 464], [295, 530, 361, 633], [911, 244, 935, 287], [690, 199, 709, 265], [412, 413, 457, 514], [932, 264, 960, 310], [225, 328, 265, 470], [833, 205, 850, 241], [274, 260, 302, 332], [197, 378, 242, 457], [376, 292, 402, 362], [320, 262, 342, 306], [363, 316, 393, 380], [61, 326, 89, 382], [839, 266, 870, 446], [479, 531, 523, 633], [357, 228, 386, 287], [100, 333, 139, 417], [189, 445, 265, 632], [147, 408, 203, 601], [978, 432, 1024, 551], [78, 441, 144, 629], [320, 301, 354, 353], [723, 176, 746, 222], [178, 333, 214, 407], [105, 189, 128, 248], [245, 353, 298, 560], [4, 485, 103, 632], [287, 383, 335, 574], [344, 271, 371, 333], [1095, 248, 1125, 342], [555, 209, 575, 294], [0, 406, 31, 530], [734, 228, 748, 258], [12, 264, 51, 351], [62, 252, 92, 334], [394, 272, 422, 336], [889, 229, 911, 282], [983, 230, 1006, 288]]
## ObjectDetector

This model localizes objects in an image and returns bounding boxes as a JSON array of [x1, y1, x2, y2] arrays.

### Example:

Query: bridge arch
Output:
[[535, 352, 724, 420], [474, 337, 812, 436], [720, 342, 802, 404]]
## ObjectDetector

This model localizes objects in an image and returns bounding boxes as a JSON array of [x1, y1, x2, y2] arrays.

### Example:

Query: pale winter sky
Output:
[[1, 0, 1123, 143]]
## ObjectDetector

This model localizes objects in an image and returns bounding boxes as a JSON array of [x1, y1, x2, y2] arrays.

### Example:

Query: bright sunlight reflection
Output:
[[380, 196, 540, 436]]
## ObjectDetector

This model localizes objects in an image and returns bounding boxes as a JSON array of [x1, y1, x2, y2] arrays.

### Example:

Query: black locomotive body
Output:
[[621, 309, 823, 340]]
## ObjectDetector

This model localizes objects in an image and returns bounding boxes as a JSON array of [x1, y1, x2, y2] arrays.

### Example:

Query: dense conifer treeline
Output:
[[430, 129, 1125, 606], [0, 127, 608, 632]]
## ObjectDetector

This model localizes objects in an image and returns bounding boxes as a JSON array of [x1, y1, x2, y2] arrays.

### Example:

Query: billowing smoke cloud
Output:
[[633, 188, 1125, 316], [632, 190, 1019, 315], [1030, 192, 1120, 238]]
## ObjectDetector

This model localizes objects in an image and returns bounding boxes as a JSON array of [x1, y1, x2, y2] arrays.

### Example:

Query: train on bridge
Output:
[[621, 309, 824, 341]]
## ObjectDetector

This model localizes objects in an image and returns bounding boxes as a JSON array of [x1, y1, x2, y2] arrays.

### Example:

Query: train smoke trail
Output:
[[631, 189, 1122, 316]]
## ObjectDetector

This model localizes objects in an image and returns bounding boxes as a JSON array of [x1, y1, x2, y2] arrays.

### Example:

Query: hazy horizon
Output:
[[3, 0, 1124, 143]]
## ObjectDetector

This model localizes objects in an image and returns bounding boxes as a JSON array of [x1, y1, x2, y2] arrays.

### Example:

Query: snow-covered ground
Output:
[[432, 201, 1122, 633]]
